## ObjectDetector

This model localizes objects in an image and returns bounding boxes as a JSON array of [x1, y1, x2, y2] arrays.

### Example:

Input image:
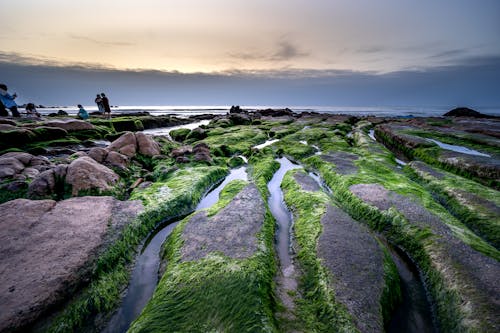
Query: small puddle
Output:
[[426, 138, 490, 157], [299, 140, 307, 145], [254, 139, 279, 150], [103, 167, 247, 333], [368, 129, 376, 141], [386, 246, 438, 333], [142, 120, 210, 139]]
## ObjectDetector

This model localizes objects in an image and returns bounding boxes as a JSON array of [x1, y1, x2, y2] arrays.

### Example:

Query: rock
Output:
[[176, 156, 190, 163], [21, 167, 40, 179], [108, 132, 137, 157], [31, 126, 68, 141], [136, 132, 161, 156], [171, 146, 192, 157], [0, 157, 25, 178], [57, 109, 68, 116], [105, 151, 129, 169], [65, 156, 119, 195], [181, 184, 265, 261], [293, 171, 321, 192], [186, 127, 207, 140], [1, 152, 34, 165], [87, 147, 109, 163], [0, 124, 16, 131], [0, 128, 37, 149], [45, 119, 94, 131], [228, 113, 251, 125], [0, 119, 17, 126], [29, 155, 51, 167], [170, 128, 191, 141], [0, 180, 28, 192], [193, 142, 212, 162], [0, 196, 143, 332], [27, 169, 56, 198], [443, 107, 494, 118], [320, 152, 359, 175], [319, 205, 385, 333]]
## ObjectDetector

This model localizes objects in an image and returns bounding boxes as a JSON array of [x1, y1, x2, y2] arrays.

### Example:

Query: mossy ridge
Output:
[[247, 153, 280, 198], [206, 179, 248, 216], [42, 166, 227, 333], [351, 129, 499, 260], [403, 128, 500, 155], [407, 162, 500, 249], [281, 169, 359, 332], [202, 125, 268, 155], [129, 182, 278, 332], [374, 126, 500, 189], [302, 154, 499, 332]]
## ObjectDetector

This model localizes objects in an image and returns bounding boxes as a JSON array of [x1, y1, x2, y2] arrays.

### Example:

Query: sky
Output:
[[1, 0, 500, 107]]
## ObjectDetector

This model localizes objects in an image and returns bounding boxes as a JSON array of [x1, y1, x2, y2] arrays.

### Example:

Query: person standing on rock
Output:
[[101, 93, 111, 119], [0, 84, 21, 117], [95, 94, 104, 114]]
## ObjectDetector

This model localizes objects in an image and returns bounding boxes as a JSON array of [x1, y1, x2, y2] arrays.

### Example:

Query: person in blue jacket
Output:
[[77, 104, 89, 120], [0, 84, 20, 117]]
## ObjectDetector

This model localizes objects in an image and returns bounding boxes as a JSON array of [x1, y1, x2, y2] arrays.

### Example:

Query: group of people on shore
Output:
[[0, 83, 112, 120]]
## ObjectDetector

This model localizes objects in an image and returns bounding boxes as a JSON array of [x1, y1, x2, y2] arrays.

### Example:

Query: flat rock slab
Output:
[[0, 197, 143, 332], [318, 205, 385, 333], [293, 171, 320, 192], [181, 184, 265, 261], [350, 183, 500, 329], [321, 152, 359, 175], [410, 161, 445, 180]]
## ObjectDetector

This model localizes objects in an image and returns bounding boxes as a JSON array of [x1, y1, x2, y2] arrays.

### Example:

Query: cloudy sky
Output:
[[1, 0, 500, 107]]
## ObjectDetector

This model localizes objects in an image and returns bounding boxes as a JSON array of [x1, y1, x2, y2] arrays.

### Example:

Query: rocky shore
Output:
[[0, 107, 498, 332]]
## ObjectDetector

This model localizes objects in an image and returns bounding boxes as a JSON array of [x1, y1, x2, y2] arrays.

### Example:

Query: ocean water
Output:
[[34, 105, 499, 117]]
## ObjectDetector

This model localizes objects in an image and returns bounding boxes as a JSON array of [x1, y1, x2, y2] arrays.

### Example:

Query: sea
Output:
[[34, 105, 500, 118]]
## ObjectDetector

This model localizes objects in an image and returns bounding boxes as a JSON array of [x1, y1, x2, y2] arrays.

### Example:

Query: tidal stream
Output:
[[103, 166, 248, 333]]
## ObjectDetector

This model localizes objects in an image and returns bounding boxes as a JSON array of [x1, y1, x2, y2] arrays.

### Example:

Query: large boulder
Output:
[[45, 119, 94, 131], [87, 147, 109, 163], [135, 132, 161, 156], [0, 128, 36, 149], [0, 196, 143, 332], [0, 157, 25, 178], [105, 151, 129, 169], [108, 132, 137, 157], [65, 156, 119, 195]]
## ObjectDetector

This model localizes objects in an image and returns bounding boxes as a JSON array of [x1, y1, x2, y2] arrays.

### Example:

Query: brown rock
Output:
[[135, 132, 161, 156], [171, 146, 192, 157], [87, 147, 109, 163], [0, 197, 143, 332], [27, 169, 56, 198], [105, 151, 129, 169], [118, 143, 137, 157], [65, 156, 119, 195], [2, 152, 34, 165], [45, 119, 94, 131], [176, 156, 190, 163], [108, 132, 137, 157], [0, 157, 25, 178]]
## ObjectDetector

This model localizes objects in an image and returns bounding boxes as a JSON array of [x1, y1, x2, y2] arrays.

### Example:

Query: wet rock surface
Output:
[[318, 205, 385, 333], [0, 196, 143, 332], [350, 183, 500, 328], [181, 184, 265, 261], [321, 151, 359, 175], [293, 171, 321, 192]]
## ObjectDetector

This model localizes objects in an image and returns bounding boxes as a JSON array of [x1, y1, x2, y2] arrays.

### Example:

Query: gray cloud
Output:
[[230, 38, 309, 62], [68, 34, 134, 47]]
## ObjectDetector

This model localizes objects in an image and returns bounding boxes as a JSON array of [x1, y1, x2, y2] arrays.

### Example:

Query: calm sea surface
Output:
[[35, 105, 500, 117]]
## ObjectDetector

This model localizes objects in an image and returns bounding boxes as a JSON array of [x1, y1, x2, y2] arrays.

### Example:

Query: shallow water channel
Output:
[[103, 166, 248, 333], [267, 157, 301, 269]]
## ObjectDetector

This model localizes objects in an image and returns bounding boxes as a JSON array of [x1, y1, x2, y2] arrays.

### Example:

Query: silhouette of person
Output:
[[101, 93, 111, 119], [0, 84, 21, 117], [25, 103, 41, 117], [0, 99, 7, 117], [95, 94, 104, 114]]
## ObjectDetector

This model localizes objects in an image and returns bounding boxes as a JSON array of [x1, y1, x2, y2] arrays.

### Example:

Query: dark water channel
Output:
[[386, 245, 438, 333], [103, 166, 248, 333], [267, 157, 301, 270]]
